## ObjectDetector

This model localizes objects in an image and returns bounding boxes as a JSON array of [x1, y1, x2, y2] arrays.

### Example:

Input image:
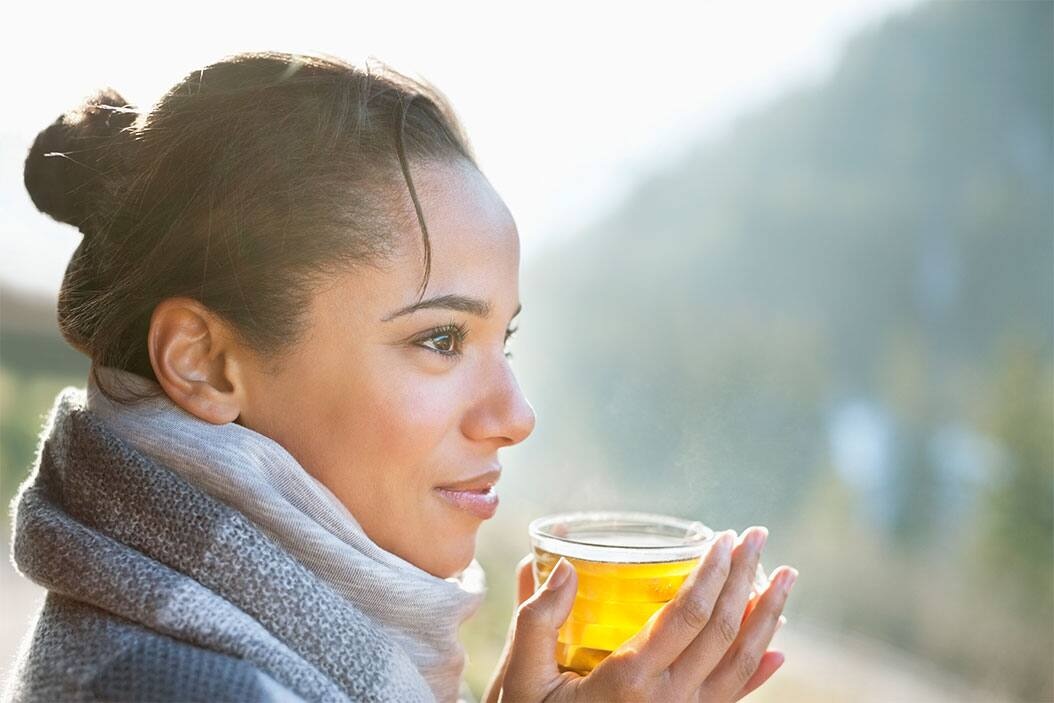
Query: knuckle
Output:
[[734, 648, 761, 683], [716, 610, 740, 645], [516, 598, 548, 627], [677, 594, 713, 631]]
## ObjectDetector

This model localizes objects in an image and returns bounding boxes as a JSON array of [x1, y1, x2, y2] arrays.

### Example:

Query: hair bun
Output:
[[24, 88, 137, 236]]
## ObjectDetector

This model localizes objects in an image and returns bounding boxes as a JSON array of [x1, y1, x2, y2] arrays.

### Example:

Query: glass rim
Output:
[[528, 510, 716, 563]]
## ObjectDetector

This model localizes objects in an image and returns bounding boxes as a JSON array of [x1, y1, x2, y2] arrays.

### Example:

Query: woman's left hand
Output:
[[482, 551, 787, 703], [483, 555, 536, 703]]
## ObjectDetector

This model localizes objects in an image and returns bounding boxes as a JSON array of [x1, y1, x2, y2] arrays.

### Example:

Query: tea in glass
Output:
[[528, 511, 769, 675]]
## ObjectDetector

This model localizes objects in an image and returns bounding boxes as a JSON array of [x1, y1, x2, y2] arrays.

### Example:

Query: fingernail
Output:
[[777, 614, 787, 632], [748, 526, 768, 551], [780, 568, 798, 592], [545, 557, 572, 591], [715, 530, 734, 555]]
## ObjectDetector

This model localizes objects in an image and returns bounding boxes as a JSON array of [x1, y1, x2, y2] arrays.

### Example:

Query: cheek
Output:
[[369, 373, 461, 476], [321, 363, 464, 494]]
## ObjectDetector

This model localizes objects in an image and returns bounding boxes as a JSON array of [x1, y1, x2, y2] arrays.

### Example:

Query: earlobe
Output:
[[147, 298, 245, 425]]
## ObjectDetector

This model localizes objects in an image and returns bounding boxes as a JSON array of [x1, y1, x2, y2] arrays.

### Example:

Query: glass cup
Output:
[[528, 511, 770, 675]]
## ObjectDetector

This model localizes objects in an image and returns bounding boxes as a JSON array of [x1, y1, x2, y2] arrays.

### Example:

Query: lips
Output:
[[437, 468, 501, 492], [435, 485, 499, 519], [435, 468, 501, 519]]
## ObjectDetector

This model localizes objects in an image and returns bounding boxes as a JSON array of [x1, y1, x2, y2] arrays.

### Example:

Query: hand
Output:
[[485, 527, 797, 702], [483, 553, 537, 703]]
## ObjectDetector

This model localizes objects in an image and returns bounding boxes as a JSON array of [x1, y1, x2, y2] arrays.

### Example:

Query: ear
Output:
[[147, 297, 249, 425]]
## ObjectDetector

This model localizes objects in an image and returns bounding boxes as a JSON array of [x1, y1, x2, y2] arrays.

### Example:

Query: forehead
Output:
[[316, 160, 520, 319], [388, 160, 520, 291], [412, 160, 516, 250]]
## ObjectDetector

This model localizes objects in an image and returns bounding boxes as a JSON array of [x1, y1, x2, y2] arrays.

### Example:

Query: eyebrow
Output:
[[381, 295, 522, 322]]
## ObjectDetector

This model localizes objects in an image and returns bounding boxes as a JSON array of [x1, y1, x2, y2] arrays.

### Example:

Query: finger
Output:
[[486, 554, 546, 703], [517, 553, 535, 605], [501, 557, 579, 698], [700, 565, 798, 701], [732, 650, 785, 701], [668, 526, 768, 692], [483, 554, 541, 703], [627, 530, 735, 674]]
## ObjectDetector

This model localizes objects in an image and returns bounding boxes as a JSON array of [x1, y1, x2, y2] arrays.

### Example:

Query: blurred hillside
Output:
[[493, 1, 1052, 701]]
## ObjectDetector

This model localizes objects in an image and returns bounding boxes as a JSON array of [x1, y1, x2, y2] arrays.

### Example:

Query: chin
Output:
[[426, 535, 478, 580]]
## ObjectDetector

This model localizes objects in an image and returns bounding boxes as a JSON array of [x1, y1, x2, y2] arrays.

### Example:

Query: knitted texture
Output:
[[3, 385, 436, 702]]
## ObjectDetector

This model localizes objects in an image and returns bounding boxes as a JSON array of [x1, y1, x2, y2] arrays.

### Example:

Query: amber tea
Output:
[[528, 512, 768, 676]]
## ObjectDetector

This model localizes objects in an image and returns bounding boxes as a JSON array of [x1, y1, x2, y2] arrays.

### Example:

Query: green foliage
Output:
[[1, 367, 88, 513], [972, 337, 1053, 610]]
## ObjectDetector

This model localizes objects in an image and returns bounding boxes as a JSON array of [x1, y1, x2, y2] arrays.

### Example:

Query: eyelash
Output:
[[418, 321, 518, 360]]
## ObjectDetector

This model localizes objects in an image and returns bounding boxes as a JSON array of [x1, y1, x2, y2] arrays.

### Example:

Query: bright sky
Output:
[[1, 0, 919, 297]]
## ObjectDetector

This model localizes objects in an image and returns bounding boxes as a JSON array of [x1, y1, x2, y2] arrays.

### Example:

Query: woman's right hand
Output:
[[496, 527, 797, 702]]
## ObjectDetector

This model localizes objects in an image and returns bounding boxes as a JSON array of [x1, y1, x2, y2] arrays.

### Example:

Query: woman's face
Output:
[[237, 160, 535, 579]]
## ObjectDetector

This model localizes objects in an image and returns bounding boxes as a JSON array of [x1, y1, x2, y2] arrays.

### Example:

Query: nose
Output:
[[461, 359, 537, 447]]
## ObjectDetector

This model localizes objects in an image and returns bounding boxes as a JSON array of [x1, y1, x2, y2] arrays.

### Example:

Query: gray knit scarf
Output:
[[5, 367, 486, 702]]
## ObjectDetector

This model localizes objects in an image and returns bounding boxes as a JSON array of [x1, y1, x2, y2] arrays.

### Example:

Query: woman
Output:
[[7, 51, 796, 702]]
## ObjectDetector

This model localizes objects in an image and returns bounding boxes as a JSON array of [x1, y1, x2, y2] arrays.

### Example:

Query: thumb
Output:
[[483, 554, 547, 703], [501, 557, 578, 697]]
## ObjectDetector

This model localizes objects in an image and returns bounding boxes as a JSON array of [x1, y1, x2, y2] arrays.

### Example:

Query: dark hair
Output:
[[23, 51, 477, 402]]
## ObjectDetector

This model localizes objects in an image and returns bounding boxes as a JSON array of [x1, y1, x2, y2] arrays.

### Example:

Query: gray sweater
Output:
[[3, 387, 436, 702]]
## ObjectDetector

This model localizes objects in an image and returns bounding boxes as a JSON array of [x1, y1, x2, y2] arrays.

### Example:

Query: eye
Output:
[[418, 322, 468, 358], [416, 321, 519, 360]]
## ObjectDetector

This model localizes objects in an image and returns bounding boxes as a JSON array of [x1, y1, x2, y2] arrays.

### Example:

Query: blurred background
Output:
[[2, 1, 1051, 701]]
